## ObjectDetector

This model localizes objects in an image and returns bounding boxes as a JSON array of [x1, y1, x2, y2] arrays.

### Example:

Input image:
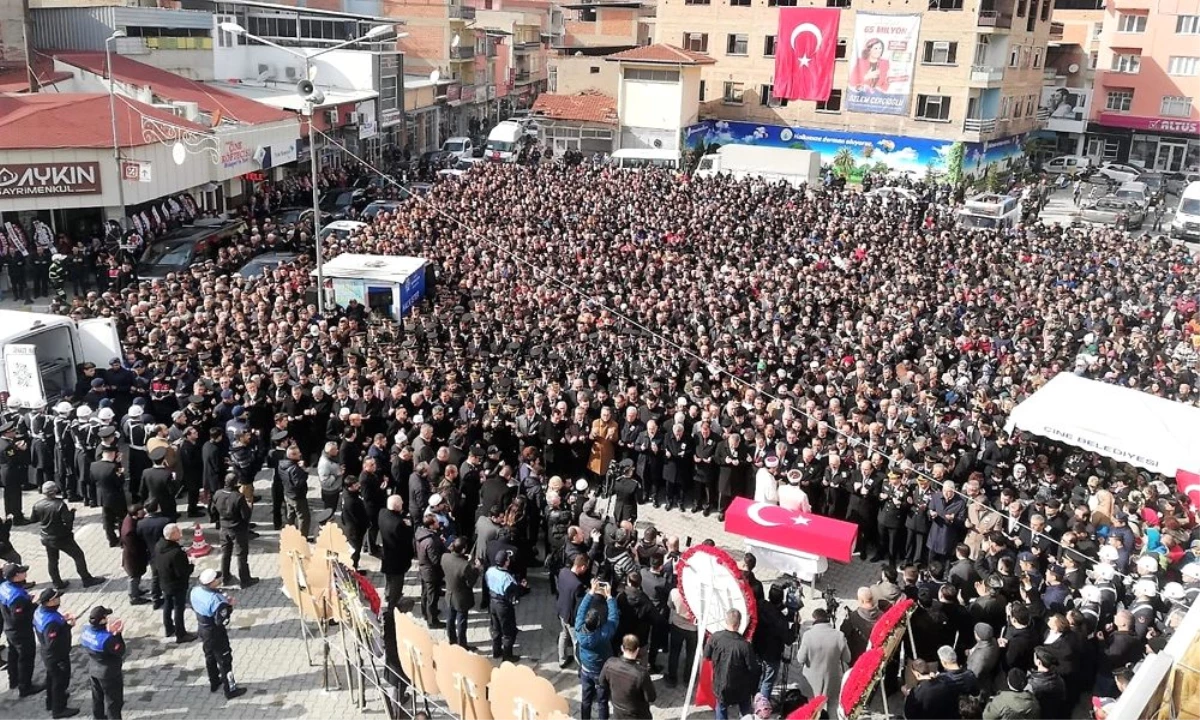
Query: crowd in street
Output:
[[2, 157, 1200, 720]]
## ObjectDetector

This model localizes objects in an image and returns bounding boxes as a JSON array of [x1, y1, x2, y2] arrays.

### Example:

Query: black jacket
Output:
[[142, 466, 177, 519], [213, 487, 252, 530], [556, 567, 590, 624], [153, 538, 193, 593], [277, 458, 308, 500], [601, 655, 656, 719], [31, 497, 76, 543], [442, 552, 479, 611], [1003, 625, 1040, 672], [704, 629, 760, 704], [477, 477, 516, 520], [378, 508, 414, 576], [91, 459, 126, 509], [340, 489, 369, 541], [414, 527, 446, 578], [201, 440, 226, 490]]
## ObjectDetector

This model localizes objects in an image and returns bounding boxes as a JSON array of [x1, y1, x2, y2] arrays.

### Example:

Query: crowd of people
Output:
[[1, 156, 1200, 720]]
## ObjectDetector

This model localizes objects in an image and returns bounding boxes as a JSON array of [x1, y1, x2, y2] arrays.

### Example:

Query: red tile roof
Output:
[[605, 43, 715, 65], [0, 55, 73, 93], [54, 52, 293, 125], [0, 93, 209, 150], [531, 91, 618, 125]]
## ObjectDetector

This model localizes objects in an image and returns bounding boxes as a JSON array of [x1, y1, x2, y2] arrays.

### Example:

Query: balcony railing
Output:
[[1049, 21, 1065, 39], [970, 65, 1004, 83], [515, 70, 532, 83], [451, 45, 476, 60], [978, 10, 1013, 28], [1037, 107, 1051, 120], [963, 117, 998, 132], [449, 4, 477, 20]]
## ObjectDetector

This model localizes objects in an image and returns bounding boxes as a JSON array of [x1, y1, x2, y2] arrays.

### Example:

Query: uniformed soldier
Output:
[[484, 549, 527, 661], [1130, 579, 1159, 641], [191, 569, 248, 699], [91, 445, 126, 547], [121, 408, 150, 504], [33, 587, 79, 718], [70, 407, 98, 507], [212, 474, 257, 588], [1182, 564, 1200, 607], [0, 420, 31, 524], [48, 253, 67, 302], [80, 606, 126, 720], [50, 402, 75, 501], [29, 405, 56, 494], [0, 562, 42, 696]]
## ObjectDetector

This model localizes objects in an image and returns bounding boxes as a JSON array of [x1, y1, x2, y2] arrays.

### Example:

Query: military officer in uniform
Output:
[[92, 445, 126, 547], [141, 446, 178, 522], [70, 407, 98, 507], [120, 408, 150, 504], [0, 562, 42, 697], [50, 402, 75, 502], [191, 568, 248, 699], [0, 420, 31, 524], [33, 587, 79, 718], [31, 482, 105, 590], [212, 474, 257, 588], [81, 606, 126, 720]]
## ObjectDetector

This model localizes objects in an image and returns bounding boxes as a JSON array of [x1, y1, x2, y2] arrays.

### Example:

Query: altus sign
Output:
[[0, 162, 103, 198]]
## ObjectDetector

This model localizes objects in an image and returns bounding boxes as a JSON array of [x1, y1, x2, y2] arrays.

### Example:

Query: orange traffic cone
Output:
[[187, 522, 212, 558]]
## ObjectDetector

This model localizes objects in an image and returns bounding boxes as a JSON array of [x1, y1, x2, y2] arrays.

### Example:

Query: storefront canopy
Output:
[[1005, 373, 1200, 478]]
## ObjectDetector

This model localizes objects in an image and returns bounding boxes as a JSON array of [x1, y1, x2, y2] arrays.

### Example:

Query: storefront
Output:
[[1086, 114, 1200, 173]]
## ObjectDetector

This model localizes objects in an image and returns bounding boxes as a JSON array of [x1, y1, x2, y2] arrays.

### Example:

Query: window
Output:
[[760, 84, 788, 107], [625, 68, 680, 82], [1168, 56, 1200, 76], [1117, 14, 1147, 33], [1008, 46, 1020, 68], [921, 40, 958, 64], [1013, 97, 1023, 117], [1091, 23, 1102, 40], [1088, 50, 1098, 69], [836, 38, 848, 59], [683, 32, 709, 53], [764, 35, 777, 57], [730, 0, 751, 6], [726, 33, 748, 55], [589, 66, 600, 74], [1086, 137, 1121, 161], [827, 0, 852, 6], [548, 65, 558, 91], [217, 16, 235, 47], [816, 89, 843, 112], [928, 0, 964, 9], [699, 80, 706, 101], [915, 94, 951, 120], [1027, 94, 1037, 116], [1000, 96, 1010, 118], [723, 81, 744, 104], [1178, 15, 1200, 34], [768, 0, 798, 6], [685, 0, 711, 5], [1161, 95, 1194, 117], [1032, 48, 1043, 68], [1040, 0, 1050, 20], [1016, 0, 1026, 17], [1105, 89, 1134, 112], [1111, 53, 1141, 73]]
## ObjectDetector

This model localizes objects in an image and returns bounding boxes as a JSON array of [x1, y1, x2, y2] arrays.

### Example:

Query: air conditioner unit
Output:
[[172, 101, 201, 122], [325, 109, 338, 125]]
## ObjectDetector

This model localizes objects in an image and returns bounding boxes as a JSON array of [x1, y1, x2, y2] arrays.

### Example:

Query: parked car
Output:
[[1095, 162, 1142, 185], [360, 199, 405, 221], [438, 157, 478, 179], [274, 206, 332, 226], [864, 186, 920, 205], [1043, 155, 1093, 175], [1114, 181, 1152, 210], [1136, 172, 1169, 203], [441, 136, 475, 161], [236, 251, 299, 279], [1078, 197, 1146, 229], [319, 187, 369, 219], [319, 220, 369, 242], [137, 219, 247, 280]]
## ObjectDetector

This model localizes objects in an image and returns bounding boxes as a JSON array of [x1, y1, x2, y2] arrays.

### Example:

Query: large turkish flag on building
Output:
[[724, 497, 859, 563], [773, 7, 841, 102]]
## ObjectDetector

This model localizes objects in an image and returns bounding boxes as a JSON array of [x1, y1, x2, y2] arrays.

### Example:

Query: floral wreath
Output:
[[840, 647, 885, 719], [786, 694, 827, 720], [353, 569, 382, 616], [869, 597, 914, 650], [675, 544, 758, 639]]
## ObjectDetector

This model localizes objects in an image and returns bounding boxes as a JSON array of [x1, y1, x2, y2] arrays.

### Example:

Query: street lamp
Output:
[[221, 21, 405, 313], [105, 29, 128, 229]]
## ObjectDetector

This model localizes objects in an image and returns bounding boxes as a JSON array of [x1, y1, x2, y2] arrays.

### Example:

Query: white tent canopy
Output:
[[1005, 373, 1200, 478]]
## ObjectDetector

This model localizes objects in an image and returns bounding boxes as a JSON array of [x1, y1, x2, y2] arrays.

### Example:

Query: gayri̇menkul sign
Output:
[[0, 162, 103, 198]]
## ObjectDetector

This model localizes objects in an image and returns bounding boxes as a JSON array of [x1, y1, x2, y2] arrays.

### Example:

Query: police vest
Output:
[[190, 586, 230, 626], [80, 625, 114, 654], [0, 580, 29, 608], [127, 421, 148, 451], [33, 606, 65, 636]]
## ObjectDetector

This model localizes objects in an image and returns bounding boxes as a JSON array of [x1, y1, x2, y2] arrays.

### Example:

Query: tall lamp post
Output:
[[218, 22, 401, 314], [105, 29, 128, 229]]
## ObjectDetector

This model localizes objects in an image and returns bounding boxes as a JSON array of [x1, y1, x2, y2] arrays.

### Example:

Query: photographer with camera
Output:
[[575, 579, 619, 720]]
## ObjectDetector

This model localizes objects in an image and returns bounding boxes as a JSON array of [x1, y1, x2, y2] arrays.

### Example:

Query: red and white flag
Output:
[[1179, 468, 1200, 514], [724, 497, 859, 563], [773, 7, 841, 102]]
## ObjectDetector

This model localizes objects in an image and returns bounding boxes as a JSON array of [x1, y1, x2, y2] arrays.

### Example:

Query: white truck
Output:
[[0, 310, 122, 408], [694, 145, 821, 188]]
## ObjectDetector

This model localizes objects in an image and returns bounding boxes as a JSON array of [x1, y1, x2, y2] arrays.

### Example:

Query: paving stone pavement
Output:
[[2, 471, 880, 719]]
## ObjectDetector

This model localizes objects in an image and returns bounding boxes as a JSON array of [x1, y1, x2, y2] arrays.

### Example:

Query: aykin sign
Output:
[[0, 162, 103, 198]]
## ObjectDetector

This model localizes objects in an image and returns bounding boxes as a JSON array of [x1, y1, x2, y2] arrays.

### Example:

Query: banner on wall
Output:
[[846, 13, 921, 116], [1040, 87, 1091, 133], [773, 8, 841, 102]]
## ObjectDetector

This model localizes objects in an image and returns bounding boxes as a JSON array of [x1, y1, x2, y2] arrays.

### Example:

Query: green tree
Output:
[[832, 147, 856, 178], [984, 164, 1005, 192], [946, 142, 966, 187]]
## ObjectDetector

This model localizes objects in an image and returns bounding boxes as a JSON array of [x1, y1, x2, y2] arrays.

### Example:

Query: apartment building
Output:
[[548, 0, 653, 95], [477, 3, 551, 108], [655, 0, 1054, 176], [1036, 0, 1102, 156], [1087, 0, 1200, 172]]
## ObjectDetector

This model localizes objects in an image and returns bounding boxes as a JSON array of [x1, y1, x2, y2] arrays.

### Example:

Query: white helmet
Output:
[[1079, 584, 1102, 603], [1092, 563, 1116, 582], [54, 401, 73, 415], [1163, 582, 1185, 601], [1183, 564, 1200, 580], [1133, 579, 1158, 598], [1098, 545, 1120, 563], [76, 406, 93, 419], [1136, 555, 1159, 575], [97, 407, 115, 422]]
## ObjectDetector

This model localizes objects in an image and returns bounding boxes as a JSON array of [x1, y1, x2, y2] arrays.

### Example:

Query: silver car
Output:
[[1078, 197, 1146, 230]]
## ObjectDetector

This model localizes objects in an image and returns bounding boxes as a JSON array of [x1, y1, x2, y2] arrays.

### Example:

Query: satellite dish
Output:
[[452, 34, 461, 48], [430, 69, 441, 84], [1067, 63, 1080, 74]]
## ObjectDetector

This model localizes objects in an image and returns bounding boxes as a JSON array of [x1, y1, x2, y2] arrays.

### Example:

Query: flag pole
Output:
[[681, 585, 707, 720]]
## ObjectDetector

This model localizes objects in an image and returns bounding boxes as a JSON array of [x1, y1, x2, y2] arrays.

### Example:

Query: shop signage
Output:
[[271, 142, 297, 166], [219, 139, 255, 171], [1097, 113, 1199, 134], [121, 160, 152, 183], [0, 161, 102, 198]]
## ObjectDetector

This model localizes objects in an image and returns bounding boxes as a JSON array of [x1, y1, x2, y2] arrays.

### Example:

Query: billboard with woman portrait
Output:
[[846, 13, 922, 116]]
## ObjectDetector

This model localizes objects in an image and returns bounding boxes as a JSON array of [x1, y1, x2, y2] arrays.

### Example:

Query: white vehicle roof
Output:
[[444, 136, 471, 144], [611, 148, 679, 160], [323, 220, 368, 232], [0, 310, 75, 340], [487, 123, 523, 141]]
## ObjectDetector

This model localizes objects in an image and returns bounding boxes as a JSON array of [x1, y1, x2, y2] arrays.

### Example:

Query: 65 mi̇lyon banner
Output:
[[846, 13, 921, 116]]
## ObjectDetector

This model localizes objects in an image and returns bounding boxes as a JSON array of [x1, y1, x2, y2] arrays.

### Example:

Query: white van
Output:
[[609, 148, 682, 171], [1170, 181, 1200, 241], [1043, 155, 1092, 176], [0, 310, 122, 406], [485, 122, 523, 163]]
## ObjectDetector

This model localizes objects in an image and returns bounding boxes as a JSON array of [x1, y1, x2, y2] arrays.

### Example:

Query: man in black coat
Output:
[[200, 428, 227, 510], [92, 446, 127, 547], [378, 495, 414, 611], [476, 469, 515, 523], [340, 476, 369, 571], [1002, 602, 1040, 672], [408, 462, 433, 525], [611, 460, 640, 525], [136, 502, 170, 605], [141, 446, 178, 522], [360, 457, 386, 555], [152, 523, 196, 643], [440, 537, 478, 648], [30, 482, 103, 590], [178, 426, 204, 518], [556, 553, 591, 669], [213, 473, 257, 588], [414, 514, 446, 628], [704, 608, 760, 718]]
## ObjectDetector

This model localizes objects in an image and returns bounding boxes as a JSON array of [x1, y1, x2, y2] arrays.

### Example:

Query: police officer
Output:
[[92, 445, 126, 547], [80, 606, 126, 720], [50, 402, 75, 501], [191, 569, 248, 699], [33, 587, 79, 718], [0, 562, 42, 696], [0, 420, 31, 524], [70, 407, 98, 507], [31, 482, 105, 590], [141, 446, 178, 522], [484, 549, 527, 662], [213, 473, 257, 588]]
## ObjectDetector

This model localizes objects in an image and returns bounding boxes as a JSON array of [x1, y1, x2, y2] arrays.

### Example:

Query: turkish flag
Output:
[[773, 7, 841, 102], [724, 497, 859, 563], [1178, 469, 1200, 514]]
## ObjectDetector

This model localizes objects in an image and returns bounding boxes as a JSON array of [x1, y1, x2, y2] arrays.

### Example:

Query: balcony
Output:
[[451, 45, 476, 60], [514, 70, 532, 84], [1037, 107, 1050, 121], [1049, 21, 1064, 40], [513, 40, 542, 54], [969, 65, 1005, 85], [449, 4, 476, 20], [963, 117, 999, 133], [978, 10, 1013, 29]]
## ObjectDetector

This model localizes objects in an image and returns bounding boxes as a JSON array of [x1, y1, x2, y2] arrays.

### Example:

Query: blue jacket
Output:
[[574, 593, 619, 674]]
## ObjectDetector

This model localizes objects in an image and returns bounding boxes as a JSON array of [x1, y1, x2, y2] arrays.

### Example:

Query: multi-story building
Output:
[[1037, 0, 1103, 157], [654, 0, 1055, 176], [477, 3, 552, 111], [1087, 0, 1199, 172], [548, 0, 652, 95]]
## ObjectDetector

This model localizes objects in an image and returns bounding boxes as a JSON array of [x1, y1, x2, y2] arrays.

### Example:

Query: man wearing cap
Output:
[[213, 474, 257, 588], [91, 445, 127, 547], [51, 402, 76, 502], [1, 563, 42, 697], [80, 606, 126, 720], [31, 483, 104, 590], [753, 456, 780, 505], [191, 569, 248, 700], [33, 586, 78, 717], [485, 548, 528, 662], [69, 407, 98, 506], [278, 446, 312, 539], [120, 408, 150, 505], [0, 419, 31, 524], [141, 446, 178, 523]]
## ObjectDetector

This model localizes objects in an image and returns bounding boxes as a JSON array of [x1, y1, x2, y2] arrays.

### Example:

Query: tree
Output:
[[984, 165, 1005, 193], [832, 147, 856, 178], [860, 144, 875, 160], [946, 142, 966, 187]]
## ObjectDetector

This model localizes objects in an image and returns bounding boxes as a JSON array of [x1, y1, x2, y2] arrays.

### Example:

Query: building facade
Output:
[[1037, 0, 1103, 158], [1087, 0, 1200, 172]]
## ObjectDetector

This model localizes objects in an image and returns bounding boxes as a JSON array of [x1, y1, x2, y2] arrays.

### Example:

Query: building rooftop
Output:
[[54, 51, 294, 125], [209, 81, 378, 112], [0, 93, 208, 150], [531, 91, 618, 124], [0, 54, 73, 93], [604, 43, 715, 65]]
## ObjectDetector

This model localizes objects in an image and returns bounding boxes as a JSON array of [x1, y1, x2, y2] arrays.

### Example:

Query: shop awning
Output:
[[1004, 373, 1200, 477]]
